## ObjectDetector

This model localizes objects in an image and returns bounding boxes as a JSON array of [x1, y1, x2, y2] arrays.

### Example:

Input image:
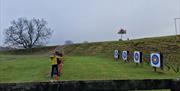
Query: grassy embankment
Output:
[[0, 35, 180, 83]]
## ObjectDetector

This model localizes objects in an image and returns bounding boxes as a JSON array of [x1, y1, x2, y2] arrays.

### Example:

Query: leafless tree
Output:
[[4, 17, 53, 49], [83, 41, 88, 43], [65, 40, 74, 45]]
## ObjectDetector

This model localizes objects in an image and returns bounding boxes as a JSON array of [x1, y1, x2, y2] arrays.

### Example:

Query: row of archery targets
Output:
[[114, 50, 163, 72]]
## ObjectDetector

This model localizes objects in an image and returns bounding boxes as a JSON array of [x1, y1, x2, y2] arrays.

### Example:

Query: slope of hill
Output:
[[63, 35, 180, 63], [0, 35, 180, 83], [3, 35, 180, 64]]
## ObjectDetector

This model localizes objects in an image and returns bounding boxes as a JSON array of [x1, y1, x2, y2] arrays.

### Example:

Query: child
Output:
[[55, 52, 63, 76], [55, 51, 61, 76], [59, 53, 64, 74], [50, 52, 59, 80]]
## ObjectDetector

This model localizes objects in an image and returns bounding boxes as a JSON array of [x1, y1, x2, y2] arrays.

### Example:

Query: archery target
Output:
[[122, 51, 128, 61], [134, 51, 142, 63], [150, 53, 161, 68], [114, 50, 119, 59]]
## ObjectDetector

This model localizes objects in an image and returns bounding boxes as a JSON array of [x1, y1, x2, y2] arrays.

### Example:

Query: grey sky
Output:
[[0, 0, 180, 46]]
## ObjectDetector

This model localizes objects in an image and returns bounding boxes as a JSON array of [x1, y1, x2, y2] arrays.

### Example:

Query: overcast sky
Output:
[[0, 0, 180, 46]]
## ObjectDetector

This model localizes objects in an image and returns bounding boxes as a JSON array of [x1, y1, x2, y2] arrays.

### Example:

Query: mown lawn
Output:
[[0, 54, 180, 83], [0, 54, 51, 83], [62, 56, 180, 80]]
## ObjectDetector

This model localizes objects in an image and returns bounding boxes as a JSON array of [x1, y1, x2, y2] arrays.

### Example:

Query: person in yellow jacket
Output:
[[50, 52, 59, 79]]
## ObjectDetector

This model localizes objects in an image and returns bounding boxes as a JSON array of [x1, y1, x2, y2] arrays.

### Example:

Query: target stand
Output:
[[133, 51, 143, 66], [150, 53, 163, 72], [122, 51, 129, 62], [114, 50, 119, 61]]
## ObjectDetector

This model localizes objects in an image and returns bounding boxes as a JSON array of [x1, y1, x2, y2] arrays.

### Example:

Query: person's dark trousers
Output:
[[51, 64, 58, 77], [57, 63, 61, 76]]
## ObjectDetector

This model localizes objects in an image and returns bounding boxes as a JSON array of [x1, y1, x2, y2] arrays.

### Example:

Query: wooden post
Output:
[[154, 67, 157, 72], [136, 63, 138, 66]]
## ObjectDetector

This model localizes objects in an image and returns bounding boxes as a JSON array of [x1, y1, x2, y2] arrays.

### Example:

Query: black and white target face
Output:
[[122, 51, 127, 60], [134, 51, 140, 63], [150, 53, 161, 68]]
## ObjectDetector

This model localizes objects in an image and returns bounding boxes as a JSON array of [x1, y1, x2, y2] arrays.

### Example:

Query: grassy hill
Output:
[[4, 35, 180, 58], [64, 35, 180, 63], [0, 35, 180, 83]]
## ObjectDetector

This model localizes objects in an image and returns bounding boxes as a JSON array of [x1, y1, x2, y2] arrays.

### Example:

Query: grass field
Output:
[[0, 35, 179, 83], [0, 54, 50, 83], [0, 54, 180, 83]]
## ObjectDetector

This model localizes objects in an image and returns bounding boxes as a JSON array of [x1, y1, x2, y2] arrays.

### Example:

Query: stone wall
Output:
[[0, 79, 180, 91]]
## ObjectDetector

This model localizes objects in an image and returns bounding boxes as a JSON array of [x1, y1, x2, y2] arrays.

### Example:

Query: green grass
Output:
[[62, 56, 180, 80], [0, 54, 51, 83], [63, 35, 180, 65], [0, 54, 180, 83], [0, 35, 179, 83]]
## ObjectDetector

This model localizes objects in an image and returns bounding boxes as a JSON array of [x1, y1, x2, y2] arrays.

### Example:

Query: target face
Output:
[[151, 53, 161, 68], [114, 50, 119, 59], [134, 51, 141, 63], [122, 51, 128, 61]]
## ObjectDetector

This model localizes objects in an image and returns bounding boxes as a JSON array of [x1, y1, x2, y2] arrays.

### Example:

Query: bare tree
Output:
[[118, 29, 126, 40], [65, 40, 74, 45], [4, 17, 53, 49], [83, 41, 88, 43]]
